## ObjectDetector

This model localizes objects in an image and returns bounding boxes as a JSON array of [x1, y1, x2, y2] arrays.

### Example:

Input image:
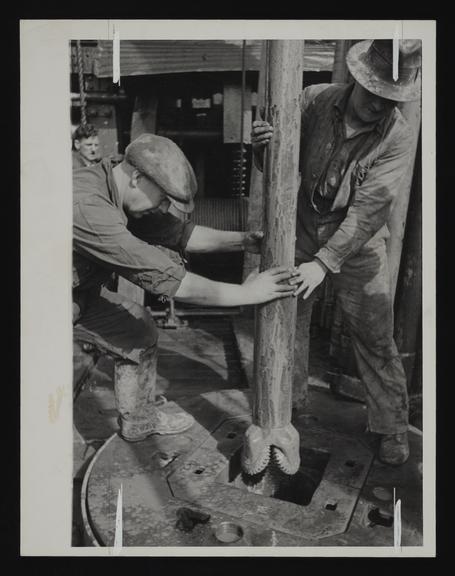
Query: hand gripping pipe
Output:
[[241, 40, 304, 476]]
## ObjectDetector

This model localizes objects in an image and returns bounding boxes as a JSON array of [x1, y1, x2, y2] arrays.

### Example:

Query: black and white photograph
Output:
[[20, 20, 436, 556]]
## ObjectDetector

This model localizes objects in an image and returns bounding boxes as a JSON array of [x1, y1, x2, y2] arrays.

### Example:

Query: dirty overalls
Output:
[[293, 83, 414, 435], [73, 160, 194, 439]]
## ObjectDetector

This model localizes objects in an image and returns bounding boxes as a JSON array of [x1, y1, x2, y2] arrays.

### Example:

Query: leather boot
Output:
[[120, 408, 194, 442], [114, 349, 194, 442], [378, 432, 409, 466]]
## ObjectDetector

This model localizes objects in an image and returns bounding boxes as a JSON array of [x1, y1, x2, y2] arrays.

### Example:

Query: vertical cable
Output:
[[237, 40, 247, 232]]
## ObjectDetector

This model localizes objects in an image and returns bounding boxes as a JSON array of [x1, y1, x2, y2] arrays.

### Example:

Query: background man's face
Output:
[[75, 135, 100, 162], [350, 83, 398, 124], [126, 173, 171, 219]]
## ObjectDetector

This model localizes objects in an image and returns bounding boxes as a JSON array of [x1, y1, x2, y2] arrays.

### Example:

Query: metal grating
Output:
[[191, 197, 249, 232]]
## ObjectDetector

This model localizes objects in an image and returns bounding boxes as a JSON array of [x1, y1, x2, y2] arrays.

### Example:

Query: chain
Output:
[[76, 40, 87, 126]]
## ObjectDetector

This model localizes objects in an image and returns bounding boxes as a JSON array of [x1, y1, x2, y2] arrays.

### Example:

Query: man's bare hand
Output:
[[243, 266, 298, 305], [243, 231, 263, 253], [289, 261, 328, 299], [251, 120, 274, 150]]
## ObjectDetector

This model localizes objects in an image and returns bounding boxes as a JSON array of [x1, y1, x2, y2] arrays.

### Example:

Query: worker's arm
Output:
[[174, 267, 297, 307], [74, 195, 296, 303], [127, 211, 196, 253], [313, 130, 414, 274], [290, 130, 414, 298], [129, 213, 262, 254], [74, 197, 188, 298], [185, 226, 263, 254]]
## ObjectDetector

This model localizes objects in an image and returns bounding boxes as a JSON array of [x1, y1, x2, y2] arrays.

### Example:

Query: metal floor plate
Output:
[[82, 389, 384, 547], [167, 415, 373, 540]]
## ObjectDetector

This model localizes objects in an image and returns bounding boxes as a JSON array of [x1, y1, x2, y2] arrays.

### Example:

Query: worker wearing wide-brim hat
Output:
[[346, 39, 421, 102], [73, 133, 298, 442], [252, 39, 422, 466]]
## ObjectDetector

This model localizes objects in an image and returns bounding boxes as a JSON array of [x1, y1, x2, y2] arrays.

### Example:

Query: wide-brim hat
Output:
[[346, 39, 421, 102], [125, 133, 197, 213]]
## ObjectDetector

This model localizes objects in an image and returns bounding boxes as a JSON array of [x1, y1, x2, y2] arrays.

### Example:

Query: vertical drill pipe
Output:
[[253, 40, 304, 429]]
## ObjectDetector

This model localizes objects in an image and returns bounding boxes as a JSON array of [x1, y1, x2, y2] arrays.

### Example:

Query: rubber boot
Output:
[[114, 345, 194, 441], [378, 432, 410, 466]]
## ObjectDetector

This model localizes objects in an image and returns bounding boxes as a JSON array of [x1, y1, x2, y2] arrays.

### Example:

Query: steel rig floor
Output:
[[73, 317, 422, 548]]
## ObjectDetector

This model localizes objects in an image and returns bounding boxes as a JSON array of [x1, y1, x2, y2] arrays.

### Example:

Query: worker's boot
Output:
[[120, 408, 195, 442], [378, 432, 409, 466], [114, 347, 194, 442]]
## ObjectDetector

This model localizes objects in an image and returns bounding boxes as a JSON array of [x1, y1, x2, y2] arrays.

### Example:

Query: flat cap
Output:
[[125, 133, 197, 213]]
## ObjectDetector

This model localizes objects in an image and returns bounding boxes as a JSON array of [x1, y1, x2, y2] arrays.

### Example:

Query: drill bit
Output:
[[241, 423, 300, 476]]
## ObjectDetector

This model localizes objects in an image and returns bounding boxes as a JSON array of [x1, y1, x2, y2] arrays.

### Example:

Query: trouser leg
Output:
[[114, 345, 161, 437], [332, 243, 409, 434], [74, 287, 194, 439], [74, 287, 160, 433]]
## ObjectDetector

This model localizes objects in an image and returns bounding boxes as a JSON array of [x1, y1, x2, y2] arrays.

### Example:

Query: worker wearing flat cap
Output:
[[252, 40, 421, 465], [73, 133, 297, 440]]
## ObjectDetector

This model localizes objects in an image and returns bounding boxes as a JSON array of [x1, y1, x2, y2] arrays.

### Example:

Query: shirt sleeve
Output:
[[300, 83, 332, 119], [315, 128, 414, 273], [73, 196, 186, 297], [127, 212, 196, 252], [253, 84, 332, 172]]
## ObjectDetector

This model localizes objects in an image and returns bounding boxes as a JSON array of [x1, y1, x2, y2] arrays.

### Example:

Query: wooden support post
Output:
[[130, 94, 158, 141], [394, 137, 422, 388], [242, 40, 304, 476], [331, 41, 354, 84], [223, 84, 252, 144], [387, 99, 421, 301]]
